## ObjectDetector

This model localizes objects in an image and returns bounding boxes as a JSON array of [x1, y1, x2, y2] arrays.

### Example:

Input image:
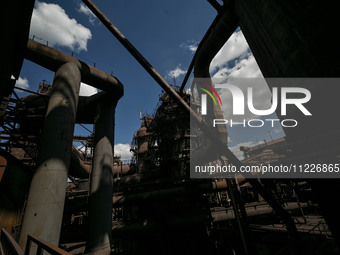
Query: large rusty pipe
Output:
[[179, 9, 228, 92], [69, 148, 90, 179], [0, 149, 32, 239], [81, 0, 298, 240], [192, 4, 237, 146], [192, 3, 299, 241], [112, 212, 209, 236], [86, 94, 117, 255], [112, 202, 306, 236], [212, 202, 306, 222], [26, 39, 123, 97], [194, 7, 238, 78], [19, 62, 81, 251], [113, 179, 229, 207], [112, 165, 132, 177], [73, 92, 128, 179], [114, 174, 244, 189]]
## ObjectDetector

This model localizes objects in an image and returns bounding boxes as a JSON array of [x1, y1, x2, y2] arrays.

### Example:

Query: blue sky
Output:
[[16, 0, 285, 160]]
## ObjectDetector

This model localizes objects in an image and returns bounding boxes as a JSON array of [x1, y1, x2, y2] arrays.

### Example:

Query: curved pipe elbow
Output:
[[194, 7, 238, 79], [26, 39, 124, 99]]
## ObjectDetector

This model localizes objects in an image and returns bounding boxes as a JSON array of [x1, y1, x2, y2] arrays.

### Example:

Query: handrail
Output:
[[0, 228, 24, 255], [24, 235, 71, 255]]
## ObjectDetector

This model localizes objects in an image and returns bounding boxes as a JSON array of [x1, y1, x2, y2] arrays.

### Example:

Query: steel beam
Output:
[[190, 3, 299, 241], [81, 0, 299, 243], [82, 0, 193, 117], [112, 180, 228, 206]]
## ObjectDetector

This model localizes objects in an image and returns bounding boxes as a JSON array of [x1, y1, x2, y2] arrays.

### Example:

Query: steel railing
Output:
[[24, 235, 71, 255], [0, 228, 71, 255], [0, 228, 24, 255]]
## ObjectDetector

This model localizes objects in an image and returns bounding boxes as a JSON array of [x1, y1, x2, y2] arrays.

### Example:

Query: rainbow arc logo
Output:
[[198, 83, 222, 115]]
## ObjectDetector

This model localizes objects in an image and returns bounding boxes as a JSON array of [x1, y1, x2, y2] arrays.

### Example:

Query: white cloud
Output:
[[210, 30, 249, 73], [214, 77, 273, 122], [76, 143, 132, 161], [213, 54, 262, 79], [30, 1, 92, 52], [210, 29, 263, 87], [180, 40, 198, 53], [167, 65, 186, 79], [208, 31, 266, 122], [189, 45, 198, 52], [79, 82, 98, 96], [114, 143, 132, 161], [77, 3, 96, 25], [15, 77, 29, 92]]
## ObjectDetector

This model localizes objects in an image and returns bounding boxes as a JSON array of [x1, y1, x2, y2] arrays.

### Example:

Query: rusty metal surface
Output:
[[0, 228, 24, 255], [77, 91, 116, 124], [0, 2, 337, 255], [80, 0, 243, 175], [69, 147, 90, 179], [186, 1, 298, 240], [113, 165, 131, 176], [26, 39, 124, 97], [19, 62, 81, 250], [180, 2, 236, 92], [25, 234, 71, 255], [112, 180, 228, 207], [193, 6, 237, 78], [86, 96, 116, 254], [0, 149, 33, 240]]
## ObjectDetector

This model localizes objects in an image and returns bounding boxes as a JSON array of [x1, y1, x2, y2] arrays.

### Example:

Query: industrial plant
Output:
[[1, 0, 340, 254]]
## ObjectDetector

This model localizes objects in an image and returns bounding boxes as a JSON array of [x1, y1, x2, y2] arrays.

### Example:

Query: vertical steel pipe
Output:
[[86, 94, 116, 254], [19, 62, 81, 251]]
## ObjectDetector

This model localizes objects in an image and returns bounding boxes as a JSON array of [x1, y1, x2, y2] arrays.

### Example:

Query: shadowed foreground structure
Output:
[[1, 0, 340, 254]]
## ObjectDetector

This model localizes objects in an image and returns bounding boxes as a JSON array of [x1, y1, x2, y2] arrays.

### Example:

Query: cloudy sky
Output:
[[16, 0, 284, 160]]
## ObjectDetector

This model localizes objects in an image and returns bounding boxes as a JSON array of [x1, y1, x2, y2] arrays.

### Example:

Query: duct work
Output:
[[18, 62, 82, 249], [86, 94, 117, 254], [1, 39, 124, 254], [1, 0, 340, 254]]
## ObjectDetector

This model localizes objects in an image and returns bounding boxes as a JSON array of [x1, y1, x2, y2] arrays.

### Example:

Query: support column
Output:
[[86, 94, 116, 255], [19, 62, 81, 250]]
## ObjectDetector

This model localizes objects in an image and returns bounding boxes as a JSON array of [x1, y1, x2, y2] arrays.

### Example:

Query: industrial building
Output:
[[1, 0, 340, 254]]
